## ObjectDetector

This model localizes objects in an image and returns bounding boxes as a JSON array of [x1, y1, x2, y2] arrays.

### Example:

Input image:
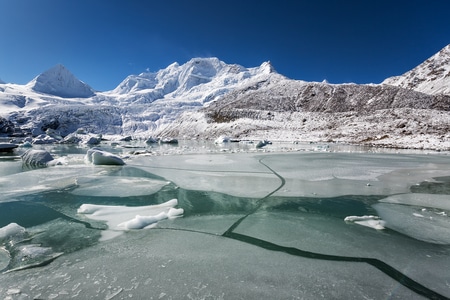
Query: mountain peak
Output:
[[259, 61, 276, 74], [28, 64, 95, 98], [383, 44, 450, 95], [111, 58, 278, 102]]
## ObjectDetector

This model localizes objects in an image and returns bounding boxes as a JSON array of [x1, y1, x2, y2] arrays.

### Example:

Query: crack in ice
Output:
[[220, 157, 449, 300]]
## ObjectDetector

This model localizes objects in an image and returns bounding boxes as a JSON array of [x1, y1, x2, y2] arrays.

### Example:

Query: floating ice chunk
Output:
[[159, 137, 178, 144], [145, 136, 158, 144], [20, 141, 33, 148], [85, 148, 125, 165], [374, 203, 450, 244], [32, 134, 58, 144], [0, 224, 63, 273], [255, 139, 271, 148], [21, 149, 54, 167], [0, 223, 28, 243], [84, 135, 102, 145], [4, 244, 63, 273], [117, 208, 183, 230], [214, 136, 230, 144], [0, 143, 18, 152], [77, 199, 183, 239], [344, 215, 386, 230]]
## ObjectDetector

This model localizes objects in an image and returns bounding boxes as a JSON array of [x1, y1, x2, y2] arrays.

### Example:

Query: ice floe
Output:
[[0, 223, 63, 273], [21, 149, 54, 167], [77, 199, 183, 240], [344, 215, 386, 230], [373, 202, 450, 244], [85, 148, 125, 165]]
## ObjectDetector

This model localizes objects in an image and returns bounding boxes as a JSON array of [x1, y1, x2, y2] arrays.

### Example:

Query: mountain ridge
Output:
[[108, 57, 279, 104], [0, 46, 449, 150]]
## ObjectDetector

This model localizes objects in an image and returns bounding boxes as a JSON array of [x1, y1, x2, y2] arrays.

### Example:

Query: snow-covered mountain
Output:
[[108, 57, 277, 104], [0, 47, 449, 150], [27, 64, 95, 98], [0, 58, 279, 137], [156, 73, 450, 150], [383, 44, 450, 95]]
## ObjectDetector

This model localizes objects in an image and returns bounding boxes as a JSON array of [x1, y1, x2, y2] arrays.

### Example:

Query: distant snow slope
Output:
[[27, 64, 95, 98], [383, 44, 450, 95]]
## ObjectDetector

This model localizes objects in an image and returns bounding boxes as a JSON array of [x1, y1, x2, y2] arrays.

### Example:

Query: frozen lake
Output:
[[1, 140, 449, 299]]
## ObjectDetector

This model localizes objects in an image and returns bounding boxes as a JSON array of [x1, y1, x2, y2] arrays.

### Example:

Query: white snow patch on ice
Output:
[[344, 215, 386, 230], [77, 199, 183, 240]]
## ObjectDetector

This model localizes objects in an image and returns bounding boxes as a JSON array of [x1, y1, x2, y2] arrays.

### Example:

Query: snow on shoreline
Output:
[[154, 108, 450, 152]]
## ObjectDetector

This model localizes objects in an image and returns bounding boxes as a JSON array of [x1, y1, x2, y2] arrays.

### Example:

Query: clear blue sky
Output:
[[1, 0, 450, 91]]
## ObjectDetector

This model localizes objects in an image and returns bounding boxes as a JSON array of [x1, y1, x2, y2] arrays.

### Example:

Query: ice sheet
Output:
[[130, 153, 269, 173], [0, 230, 423, 299], [1, 147, 449, 298], [0, 165, 96, 202], [129, 154, 281, 198], [234, 210, 450, 297], [71, 176, 170, 197], [380, 193, 450, 210], [266, 152, 450, 197]]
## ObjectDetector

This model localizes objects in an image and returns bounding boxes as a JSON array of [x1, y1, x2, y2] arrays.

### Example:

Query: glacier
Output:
[[0, 57, 277, 138]]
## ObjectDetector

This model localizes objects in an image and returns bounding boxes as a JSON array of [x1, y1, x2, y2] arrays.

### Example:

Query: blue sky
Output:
[[1, 0, 450, 91]]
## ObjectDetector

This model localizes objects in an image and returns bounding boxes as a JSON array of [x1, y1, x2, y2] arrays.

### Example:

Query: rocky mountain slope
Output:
[[0, 45, 449, 150], [156, 73, 450, 150], [383, 44, 450, 95], [156, 45, 450, 150]]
